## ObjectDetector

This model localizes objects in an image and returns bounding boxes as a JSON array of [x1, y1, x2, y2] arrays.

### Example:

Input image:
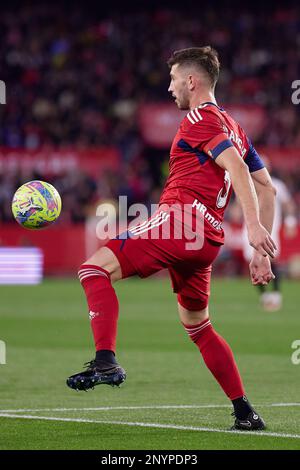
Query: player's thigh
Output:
[[83, 231, 175, 284], [170, 263, 212, 325], [106, 236, 170, 280], [84, 246, 122, 283]]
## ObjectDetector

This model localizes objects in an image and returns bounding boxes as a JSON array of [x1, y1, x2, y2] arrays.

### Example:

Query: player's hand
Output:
[[249, 252, 275, 286], [247, 223, 277, 258]]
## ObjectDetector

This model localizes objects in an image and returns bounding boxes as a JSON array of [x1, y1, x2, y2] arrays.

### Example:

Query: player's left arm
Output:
[[250, 167, 277, 237], [249, 167, 277, 285], [215, 147, 277, 259]]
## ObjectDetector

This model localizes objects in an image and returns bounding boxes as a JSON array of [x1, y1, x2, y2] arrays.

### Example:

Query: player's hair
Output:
[[167, 46, 220, 88]]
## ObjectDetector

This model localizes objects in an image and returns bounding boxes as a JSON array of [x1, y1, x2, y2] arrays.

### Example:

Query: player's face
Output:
[[168, 64, 190, 110]]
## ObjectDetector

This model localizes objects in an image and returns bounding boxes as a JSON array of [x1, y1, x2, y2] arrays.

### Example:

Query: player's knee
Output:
[[81, 247, 122, 283], [178, 294, 209, 342]]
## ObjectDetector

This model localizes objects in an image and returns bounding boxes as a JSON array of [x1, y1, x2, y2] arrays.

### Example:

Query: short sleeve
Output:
[[244, 139, 265, 173], [181, 108, 234, 159]]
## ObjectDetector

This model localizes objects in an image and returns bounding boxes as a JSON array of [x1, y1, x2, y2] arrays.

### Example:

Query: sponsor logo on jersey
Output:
[[192, 199, 222, 231], [227, 130, 247, 157]]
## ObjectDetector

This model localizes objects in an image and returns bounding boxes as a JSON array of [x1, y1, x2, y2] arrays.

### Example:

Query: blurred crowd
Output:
[[0, 3, 300, 224]]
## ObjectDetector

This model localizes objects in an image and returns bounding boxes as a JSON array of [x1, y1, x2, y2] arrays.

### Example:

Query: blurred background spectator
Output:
[[0, 2, 299, 275]]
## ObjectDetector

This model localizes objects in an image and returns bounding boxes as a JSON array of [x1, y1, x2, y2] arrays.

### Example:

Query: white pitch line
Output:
[[0, 405, 231, 413], [0, 403, 299, 413], [0, 413, 300, 440], [270, 403, 300, 407]]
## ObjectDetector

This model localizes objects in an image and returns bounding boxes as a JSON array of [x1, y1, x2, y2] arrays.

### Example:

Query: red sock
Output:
[[182, 318, 245, 400], [78, 264, 118, 352]]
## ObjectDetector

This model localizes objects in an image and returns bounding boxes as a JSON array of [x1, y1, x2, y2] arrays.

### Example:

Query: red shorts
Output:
[[106, 210, 221, 311]]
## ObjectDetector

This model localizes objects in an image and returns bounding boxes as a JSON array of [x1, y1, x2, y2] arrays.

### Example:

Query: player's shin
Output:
[[182, 316, 264, 426], [182, 318, 246, 402], [78, 264, 119, 355]]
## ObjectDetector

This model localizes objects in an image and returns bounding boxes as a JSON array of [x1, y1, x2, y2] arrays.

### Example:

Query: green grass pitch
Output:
[[0, 276, 300, 450]]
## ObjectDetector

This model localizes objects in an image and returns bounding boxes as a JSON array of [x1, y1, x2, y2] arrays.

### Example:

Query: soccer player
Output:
[[67, 47, 277, 431]]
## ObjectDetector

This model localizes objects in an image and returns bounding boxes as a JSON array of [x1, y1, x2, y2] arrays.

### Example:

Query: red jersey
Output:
[[159, 102, 264, 244]]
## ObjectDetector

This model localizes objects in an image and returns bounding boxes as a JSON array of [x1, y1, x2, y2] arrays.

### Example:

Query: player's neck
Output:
[[189, 92, 217, 110]]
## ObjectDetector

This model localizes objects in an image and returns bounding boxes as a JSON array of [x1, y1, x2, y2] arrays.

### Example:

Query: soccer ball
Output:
[[12, 180, 62, 229]]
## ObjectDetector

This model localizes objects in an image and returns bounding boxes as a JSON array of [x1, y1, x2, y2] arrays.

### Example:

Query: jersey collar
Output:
[[193, 101, 225, 112]]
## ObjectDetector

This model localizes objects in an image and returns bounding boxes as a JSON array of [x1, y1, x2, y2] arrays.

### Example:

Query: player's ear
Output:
[[188, 74, 196, 91]]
